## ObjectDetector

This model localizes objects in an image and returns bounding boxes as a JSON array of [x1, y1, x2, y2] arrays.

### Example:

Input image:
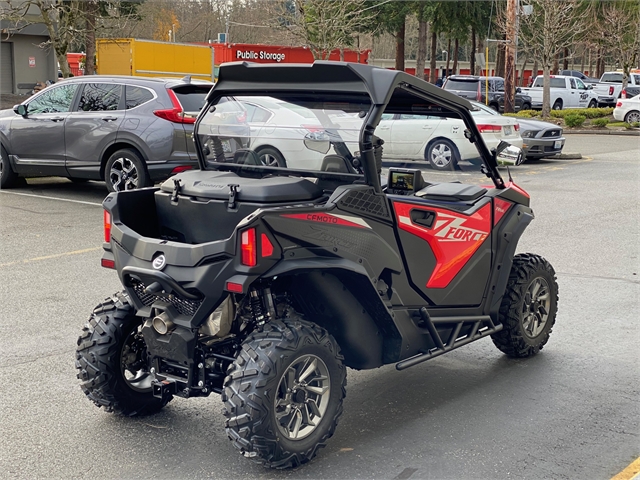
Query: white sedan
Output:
[[375, 101, 523, 170], [613, 94, 640, 124]]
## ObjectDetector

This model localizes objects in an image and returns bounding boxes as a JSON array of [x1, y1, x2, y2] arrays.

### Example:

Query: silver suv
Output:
[[0, 76, 212, 191]]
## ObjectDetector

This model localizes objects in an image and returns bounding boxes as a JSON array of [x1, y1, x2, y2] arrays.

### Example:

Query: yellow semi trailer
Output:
[[96, 38, 214, 81]]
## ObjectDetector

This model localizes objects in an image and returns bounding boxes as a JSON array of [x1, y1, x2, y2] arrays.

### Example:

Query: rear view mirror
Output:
[[14, 104, 27, 116], [495, 141, 524, 166], [303, 132, 331, 154]]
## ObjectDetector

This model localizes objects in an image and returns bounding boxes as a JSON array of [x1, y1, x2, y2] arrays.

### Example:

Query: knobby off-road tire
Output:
[[222, 316, 346, 469], [76, 292, 171, 416], [491, 254, 559, 357]]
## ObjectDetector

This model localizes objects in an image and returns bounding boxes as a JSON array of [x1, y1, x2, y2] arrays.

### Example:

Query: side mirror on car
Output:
[[587, 84, 593, 90], [516, 87, 522, 93], [303, 132, 331, 155], [14, 104, 28, 116], [495, 141, 524, 166]]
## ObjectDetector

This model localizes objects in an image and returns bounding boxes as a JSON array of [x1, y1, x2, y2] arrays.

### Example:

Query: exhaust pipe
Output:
[[152, 312, 175, 335]]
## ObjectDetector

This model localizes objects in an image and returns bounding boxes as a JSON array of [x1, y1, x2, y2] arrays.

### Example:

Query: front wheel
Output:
[[624, 110, 640, 124], [222, 316, 346, 469], [522, 103, 531, 111], [75, 292, 171, 416], [491, 254, 559, 357], [426, 138, 459, 171], [105, 148, 151, 192], [552, 100, 563, 110]]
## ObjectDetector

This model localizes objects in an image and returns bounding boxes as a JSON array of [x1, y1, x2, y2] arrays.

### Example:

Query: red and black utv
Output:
[[76, 61, 558, 469]]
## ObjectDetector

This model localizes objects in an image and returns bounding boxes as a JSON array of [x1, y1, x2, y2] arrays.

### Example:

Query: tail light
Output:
[[477, 124, 503, 133], [476, 83, 482, 102], [616, 101, 623, 107], [171, 165, 193, 174], [153, 89, 196, 124], [240, 228, 275, 267], [514, 123, 520, 132], [302, 124, 324, 133], [236, 110, 247, 123], [609, 86, 615, 96], [241, 228, 257, 267], [103, 210, 112, 242], [621, 89, 627, 99]]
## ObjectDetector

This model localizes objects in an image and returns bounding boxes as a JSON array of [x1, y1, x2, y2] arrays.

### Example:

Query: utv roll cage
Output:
[[195, 61, 507, 190]]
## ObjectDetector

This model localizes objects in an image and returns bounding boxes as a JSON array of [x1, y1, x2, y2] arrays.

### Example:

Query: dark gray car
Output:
[[0, 75, 212, 191]]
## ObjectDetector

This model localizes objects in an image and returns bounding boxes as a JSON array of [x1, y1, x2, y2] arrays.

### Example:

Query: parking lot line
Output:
[[0, 190, 102, 206], [0, 247, 102, 268], [611, 457, 640, 480]]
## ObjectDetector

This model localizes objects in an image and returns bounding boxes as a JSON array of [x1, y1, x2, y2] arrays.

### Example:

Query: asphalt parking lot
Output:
[[0, 134, 638, 479]]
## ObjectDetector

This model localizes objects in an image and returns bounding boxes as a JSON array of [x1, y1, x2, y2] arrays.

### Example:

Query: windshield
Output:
[[196, 95, 368, 174]]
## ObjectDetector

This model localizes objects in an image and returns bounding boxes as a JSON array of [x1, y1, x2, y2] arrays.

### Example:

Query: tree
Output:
[[591, 0, 640, 89], [516, 0, 589, 117]]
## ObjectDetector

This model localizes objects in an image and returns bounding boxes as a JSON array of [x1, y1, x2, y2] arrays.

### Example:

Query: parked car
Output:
[[375, 100, 523, 170], [442, 75, 532, 112], [559, 70, 600, 85], [471, 102, 564, 160], [592, 71, 640, 106], [0, 75, 213, 191], [520, 75, 599, 110], [613, 94, 640, 124]]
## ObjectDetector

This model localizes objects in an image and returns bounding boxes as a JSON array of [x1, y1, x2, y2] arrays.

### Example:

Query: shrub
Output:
[[591, 118, 609, 127], [564, 113, 586, 128], [631, 122, 640, 128], [550, 107, 612, 119]]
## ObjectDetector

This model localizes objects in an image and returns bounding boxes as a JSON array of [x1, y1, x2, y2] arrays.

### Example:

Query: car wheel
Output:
[[223, 316, 346, 468], [552, 100, 563, 110], [624, 110, 640, 124], [522, 103, 531, 111], [0, 145, 25, 189], [256, 147, 287, 167], [489, 103, 500, 112], [426, 138, 459, 171], [491, 254, 558, 357], [105, 149, 151, 192]]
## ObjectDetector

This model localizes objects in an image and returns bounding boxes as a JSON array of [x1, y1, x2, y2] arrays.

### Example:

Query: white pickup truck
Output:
[[521, 75, 599, 110], [592, 71, 640, 107]]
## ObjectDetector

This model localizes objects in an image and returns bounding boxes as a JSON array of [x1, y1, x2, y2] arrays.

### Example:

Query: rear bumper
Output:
[[596, 96, 616, 106], [145, 158, 199, 181]]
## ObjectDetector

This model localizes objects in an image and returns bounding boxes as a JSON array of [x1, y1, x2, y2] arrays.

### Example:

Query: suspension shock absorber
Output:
[[250, 288, 266, 323], [211, 136, 226, 163]]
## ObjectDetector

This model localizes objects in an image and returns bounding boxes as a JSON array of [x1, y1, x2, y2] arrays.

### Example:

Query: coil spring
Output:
[[211, 137, 226, 163], [250, 289, 266, 323]]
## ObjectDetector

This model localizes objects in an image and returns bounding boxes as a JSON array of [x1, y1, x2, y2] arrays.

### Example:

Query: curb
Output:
[[564, 129, 640, 136], [546, 153, 582, 160]]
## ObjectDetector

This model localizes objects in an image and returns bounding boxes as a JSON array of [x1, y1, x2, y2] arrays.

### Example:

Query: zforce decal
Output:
[[280, 212, 371, 229], [394, 202, 492, 288]]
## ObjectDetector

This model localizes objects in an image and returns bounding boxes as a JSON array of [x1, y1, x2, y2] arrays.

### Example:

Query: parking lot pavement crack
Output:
[[557, 272, 639, 285], [0, 349, 70, 369]]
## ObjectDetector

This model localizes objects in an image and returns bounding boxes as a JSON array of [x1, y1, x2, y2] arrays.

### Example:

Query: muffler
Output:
[[152, 312, 175, 335]]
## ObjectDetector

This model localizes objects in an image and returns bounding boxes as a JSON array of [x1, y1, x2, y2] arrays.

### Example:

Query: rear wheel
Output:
[[0, 145, 24, 189], [624, 110, 640, 124], [489, 103, 500, 112], [552, 100, 563, 110], [588, 99, 598, 109], [105, 148, 151, 192], [223, 316, 346, 469], [522, 103, 531, 111], [256, 147, 287, 167], [76, 292, 171, 416], [426, 138, 459, 171], [491, 254, 559, 357]]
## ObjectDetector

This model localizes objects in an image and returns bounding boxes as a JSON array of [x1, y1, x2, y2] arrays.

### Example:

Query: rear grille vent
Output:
[[131, 280, 202, 316], [338, 188, 390, 220]]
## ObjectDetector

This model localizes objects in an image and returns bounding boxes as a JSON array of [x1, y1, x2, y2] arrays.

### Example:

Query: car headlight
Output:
[[521, 130, 538, 138]]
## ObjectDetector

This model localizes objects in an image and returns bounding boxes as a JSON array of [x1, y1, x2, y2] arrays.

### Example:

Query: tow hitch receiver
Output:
[[153, 379, 177, 400]]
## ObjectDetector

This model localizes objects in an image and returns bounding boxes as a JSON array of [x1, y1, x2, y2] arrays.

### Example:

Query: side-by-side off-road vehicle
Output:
[[76, 62, 559, 469]]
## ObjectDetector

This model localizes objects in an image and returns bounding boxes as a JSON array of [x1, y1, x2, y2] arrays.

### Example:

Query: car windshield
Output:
[[444, 80, 478, 91], [196, 95, 368, 174]]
